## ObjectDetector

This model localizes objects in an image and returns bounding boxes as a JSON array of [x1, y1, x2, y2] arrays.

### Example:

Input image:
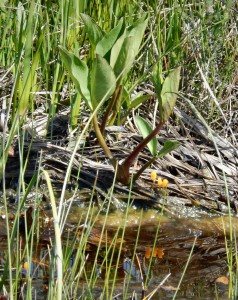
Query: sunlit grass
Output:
[[0, 0, 237, 299]]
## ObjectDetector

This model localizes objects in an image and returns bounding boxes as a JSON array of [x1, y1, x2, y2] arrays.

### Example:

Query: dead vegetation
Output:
[[1, 72, 237, 218]]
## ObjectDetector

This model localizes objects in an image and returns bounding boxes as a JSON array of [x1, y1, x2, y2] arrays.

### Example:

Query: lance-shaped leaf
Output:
[[130, 92, 151, 109], [110, 17, 148, 84], [59, 46, 92, 110], [90, 54, 116, 108], [110, 31, 126, 69], [111, 36, 136, 84], [96, 18, 123, 57], [134, 116, 157, 156], [157, 140, 180, 158], [127, 16, 148, 56], [151, 63, 163, 97], [80, 13, 104, 47], [159, 66, 181, 123]]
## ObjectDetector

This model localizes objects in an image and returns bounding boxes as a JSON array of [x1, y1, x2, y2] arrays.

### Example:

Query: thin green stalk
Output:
[[42, 170, 63, 300], [144, 214, 164, 290], [0, 172, 37, 293], [89, 168, 119, 291], [18, 0, 36, 116], [102, 173, 135, 299], [182, 95, 234, 296], [123, 209, 144, 299], [1, 155, 13, 298], [102, 227, 122, 299], [172, 236, 197, 300]]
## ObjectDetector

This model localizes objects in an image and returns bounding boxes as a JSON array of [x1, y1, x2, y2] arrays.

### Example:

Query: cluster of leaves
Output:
[[60, 14, 181, 185], [60, 14, 148, 124]]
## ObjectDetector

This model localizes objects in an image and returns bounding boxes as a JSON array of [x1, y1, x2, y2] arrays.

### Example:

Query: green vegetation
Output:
[[59, 15, 181, 184], [0, 0, 237, 299]]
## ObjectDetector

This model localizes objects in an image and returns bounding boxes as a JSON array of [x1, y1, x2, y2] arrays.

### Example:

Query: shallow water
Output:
[[0, 205, 235, 299]]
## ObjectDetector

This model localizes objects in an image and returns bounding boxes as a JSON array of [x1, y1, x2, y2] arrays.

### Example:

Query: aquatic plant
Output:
[[60, 14, 181, 184]]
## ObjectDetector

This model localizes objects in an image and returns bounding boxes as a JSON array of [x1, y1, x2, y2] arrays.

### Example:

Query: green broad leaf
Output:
[[130, 93, 151, 109], [90, 54, 116, 108], [159, 66, 181, 123], [110, 17, 148, 84], [127, 16, 148, 56], [134, 116, 157, 156], [80, 13, 104, 47], [59, 46, 92, 110], [121, 86, 130, 108], [18, 0, 35, 116], [157, 140, 180, 158], [151, 63, 163, 96], [111, 36, 136, 83], [96, 18, 123, 57], [110, 31, 126, 69]]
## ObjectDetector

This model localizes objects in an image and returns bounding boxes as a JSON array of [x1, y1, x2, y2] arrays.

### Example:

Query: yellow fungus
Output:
[[161, 179, 168, 188], [150, 171, 157, 182], [157, 177, 163, 187], [157, 177, 168, 188]]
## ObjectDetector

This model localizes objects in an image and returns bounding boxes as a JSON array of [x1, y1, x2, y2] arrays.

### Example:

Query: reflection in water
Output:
[[0, 207, 234, 299]]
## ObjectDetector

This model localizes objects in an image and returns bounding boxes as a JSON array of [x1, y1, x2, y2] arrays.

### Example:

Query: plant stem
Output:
[[122, 121, 164, 170], [108, 85, 123, 126], [100, 85, 122, 135], [93, 114, 114, 160]]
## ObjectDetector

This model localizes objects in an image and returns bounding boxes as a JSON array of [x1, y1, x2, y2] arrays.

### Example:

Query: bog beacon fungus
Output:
[[151, 172, 169, 188], [150, 170, 157, 182]]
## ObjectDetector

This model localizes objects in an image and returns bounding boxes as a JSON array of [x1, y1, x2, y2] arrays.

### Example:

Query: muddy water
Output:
[[0, 205, 235, 299]]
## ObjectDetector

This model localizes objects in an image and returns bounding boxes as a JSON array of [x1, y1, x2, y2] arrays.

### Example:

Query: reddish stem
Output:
[[122, 121, 164, 170]]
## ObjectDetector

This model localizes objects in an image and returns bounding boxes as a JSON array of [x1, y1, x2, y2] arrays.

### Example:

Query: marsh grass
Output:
[[0, 0, 237, 299]]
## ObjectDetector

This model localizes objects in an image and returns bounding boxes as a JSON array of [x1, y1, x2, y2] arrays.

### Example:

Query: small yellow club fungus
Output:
[[161, 179, 168, 188], [157, 177, 169, 188], [150, 170, 157, 182], [157, 177, 163, 187]]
